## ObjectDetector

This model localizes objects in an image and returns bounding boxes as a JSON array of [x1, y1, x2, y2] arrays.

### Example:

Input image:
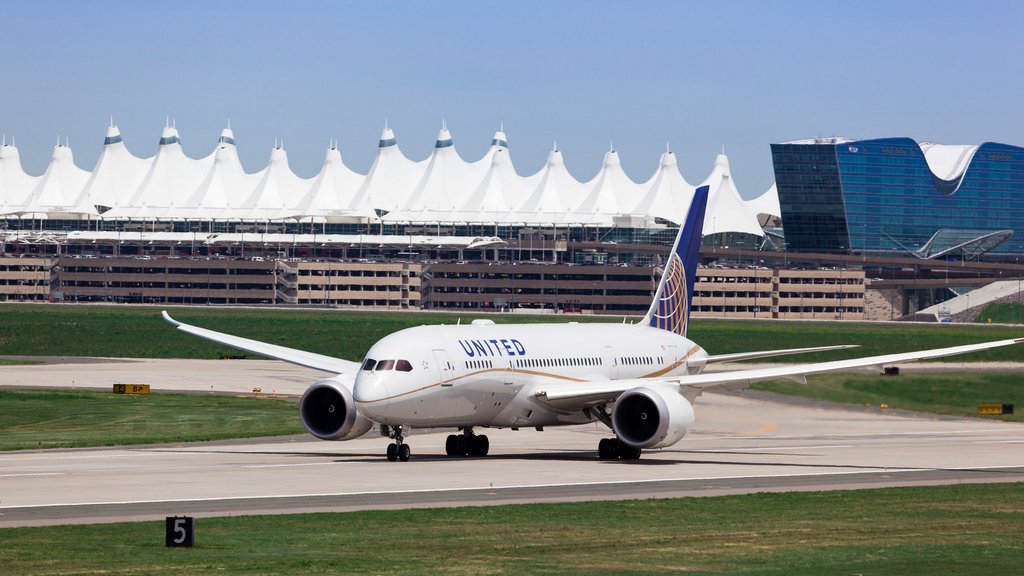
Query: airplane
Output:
[[162, 185, 1023, 462]]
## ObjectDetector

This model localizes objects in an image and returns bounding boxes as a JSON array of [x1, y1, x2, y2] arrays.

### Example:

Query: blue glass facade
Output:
[[772, 138, 1024, 256]]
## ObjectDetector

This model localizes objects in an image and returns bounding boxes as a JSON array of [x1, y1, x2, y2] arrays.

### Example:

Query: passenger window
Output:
[[396, 360, 413, 372], [377, 359, 395, 370], [361, 359, 377, 371]]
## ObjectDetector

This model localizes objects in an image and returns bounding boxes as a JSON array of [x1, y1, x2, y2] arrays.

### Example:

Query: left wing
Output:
[[703, 344, 859, 364], [536, 337, 1024, 409], [162, 311, 360, 375]]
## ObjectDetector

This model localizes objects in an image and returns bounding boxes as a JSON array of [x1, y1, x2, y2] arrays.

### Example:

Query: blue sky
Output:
[[2, 0, 1022, 198]]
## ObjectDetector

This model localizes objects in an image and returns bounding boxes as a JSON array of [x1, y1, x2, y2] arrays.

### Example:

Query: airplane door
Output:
[[505, 359, 517, 386], [605, 345, 618, 379], [433, 349, 455, 387]]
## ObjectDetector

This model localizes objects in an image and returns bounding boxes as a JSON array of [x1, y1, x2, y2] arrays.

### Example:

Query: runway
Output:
[[2, 359, 1024, 527]]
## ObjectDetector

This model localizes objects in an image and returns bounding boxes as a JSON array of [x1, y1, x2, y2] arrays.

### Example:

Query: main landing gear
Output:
[[598, 437, 641, 460], [445, 428, 489, 457], [385, 425, 411, 462]]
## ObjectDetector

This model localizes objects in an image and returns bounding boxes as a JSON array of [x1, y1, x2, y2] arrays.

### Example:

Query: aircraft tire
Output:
[[445, 435, 458, 456], [598, 437, 620, 460], [468, 434, 489, 456], [398, 444, 411, 462], [619, 444, 642, 460], [386, 443, 399, 462]]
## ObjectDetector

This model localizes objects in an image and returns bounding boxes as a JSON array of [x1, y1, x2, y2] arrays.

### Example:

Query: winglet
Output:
[[161, 310, 181, 326]]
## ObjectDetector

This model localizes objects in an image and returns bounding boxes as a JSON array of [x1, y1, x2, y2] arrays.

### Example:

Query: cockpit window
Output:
[[396, 359, 413, 372], [377, 359, 396, 371], [361, 359, 377, 371]]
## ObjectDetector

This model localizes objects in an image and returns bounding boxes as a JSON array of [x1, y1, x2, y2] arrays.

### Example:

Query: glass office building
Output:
[[771, 137, 1024, 258]]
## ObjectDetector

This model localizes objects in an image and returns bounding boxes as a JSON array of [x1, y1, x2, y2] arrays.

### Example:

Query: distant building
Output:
[[0, 122, 775, 236], [771, 137, 1024, 258]]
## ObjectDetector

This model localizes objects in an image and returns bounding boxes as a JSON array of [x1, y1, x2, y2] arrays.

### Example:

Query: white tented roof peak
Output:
[[700, 153, 763, 236], [6, 123, 769, 232], [326, 145, 341, 161], [435, 127, 453, 148], [80, 126, 152, 210], [450, 147, 535, 223], [104, 126, 214, 218], [159, 125, 181, 146], [384, 128, 480, 222], [574, 149, 641, 220], [603, 149, 621, 167], [349, 128, 424, 216], [236, 144, 310, 219], [217, 127, 237, 148], [0, 143, 41, 213], [0, 142, 21, 160], [629, 151, 695, 225], [291, 144, 366, 217], [746, 183, 781, 220], [173, 138, 257, 218], [22, 143, 91, 215]]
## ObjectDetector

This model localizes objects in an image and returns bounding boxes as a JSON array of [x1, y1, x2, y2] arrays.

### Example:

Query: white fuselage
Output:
[[352, 321, 707, 428]]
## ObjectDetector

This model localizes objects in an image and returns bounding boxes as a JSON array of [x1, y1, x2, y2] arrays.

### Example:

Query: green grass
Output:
[[2, 303, 1023, 363], [1, 483, 1022, 575], [975, 302, 1024, 324], [753, 371, 1024, 422], [0, 389, 304, 451], [0, 358, 40, 365], [688, 317, 1024, 363]]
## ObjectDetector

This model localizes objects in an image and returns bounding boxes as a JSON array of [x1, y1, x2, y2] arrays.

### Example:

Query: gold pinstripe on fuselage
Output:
[[354, 345, 703, 404]]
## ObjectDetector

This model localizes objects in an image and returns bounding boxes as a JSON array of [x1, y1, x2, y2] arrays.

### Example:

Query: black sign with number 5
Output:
[[165, 516, 194, 547]]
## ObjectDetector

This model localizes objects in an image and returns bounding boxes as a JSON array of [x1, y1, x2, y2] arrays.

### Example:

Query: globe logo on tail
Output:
[[650, 252, 688, 336]]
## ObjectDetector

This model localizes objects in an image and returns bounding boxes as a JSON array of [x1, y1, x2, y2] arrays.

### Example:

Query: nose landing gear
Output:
[[384, 425, 411, 462]]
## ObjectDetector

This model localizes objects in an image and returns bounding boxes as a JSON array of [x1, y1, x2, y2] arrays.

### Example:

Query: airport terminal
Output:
[[1, 124, 1022, 320]]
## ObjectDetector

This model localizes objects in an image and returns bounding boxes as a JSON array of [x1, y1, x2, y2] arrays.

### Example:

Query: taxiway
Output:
[[1, 358, 1022, 528]]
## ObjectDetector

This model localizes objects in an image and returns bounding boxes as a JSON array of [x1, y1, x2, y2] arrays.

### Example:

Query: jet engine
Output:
[[611, 383, 695, 449], [299, 378, 374, 441]]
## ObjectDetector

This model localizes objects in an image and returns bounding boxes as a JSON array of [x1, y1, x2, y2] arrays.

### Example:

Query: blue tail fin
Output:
[[641, 185, 709, 337]]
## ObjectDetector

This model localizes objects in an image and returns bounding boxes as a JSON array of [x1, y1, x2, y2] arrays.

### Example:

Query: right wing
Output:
[[536, 337, 1024, 410], [162, 311, 360, 375]]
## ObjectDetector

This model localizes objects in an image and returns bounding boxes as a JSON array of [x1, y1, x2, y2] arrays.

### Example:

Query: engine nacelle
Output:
[[299, 378, 374, 441], [611, 383, 695, 449]]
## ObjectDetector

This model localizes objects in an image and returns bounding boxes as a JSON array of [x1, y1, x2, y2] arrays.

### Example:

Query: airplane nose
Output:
[[354, 374, 390, 419]]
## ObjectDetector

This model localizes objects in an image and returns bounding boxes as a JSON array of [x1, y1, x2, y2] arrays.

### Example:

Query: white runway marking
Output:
[[0, 472, 64, 478]]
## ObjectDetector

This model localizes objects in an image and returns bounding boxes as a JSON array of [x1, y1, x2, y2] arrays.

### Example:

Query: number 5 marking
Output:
[[173, 518, 188, 544]]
